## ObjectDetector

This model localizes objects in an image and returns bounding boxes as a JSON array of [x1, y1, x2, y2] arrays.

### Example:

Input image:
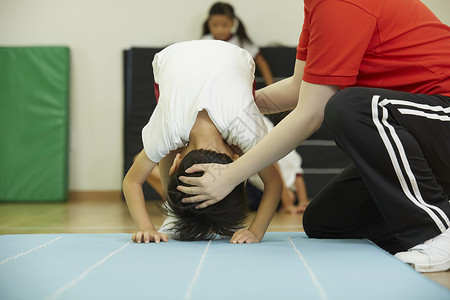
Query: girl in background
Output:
[[202, 2, 274, 86]]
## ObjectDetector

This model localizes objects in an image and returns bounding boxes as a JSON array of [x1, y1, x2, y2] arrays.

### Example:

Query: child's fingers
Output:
[[132, 231, 168, 244], [238, 234, 252, 244], [235, 235, 249, 244], [135, 231, 143, 243], [143, 232, 150, 243], [153, 234, 161, 243], [239, 233, 258, 244], [160, 233, 169, 242], [230, 229, 246, 243], [231, 229, 260, 244], [152, 233, 170, 243]]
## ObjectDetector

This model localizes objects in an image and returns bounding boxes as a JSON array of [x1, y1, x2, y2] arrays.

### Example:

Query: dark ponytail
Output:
[[234, 16, 252, 46]]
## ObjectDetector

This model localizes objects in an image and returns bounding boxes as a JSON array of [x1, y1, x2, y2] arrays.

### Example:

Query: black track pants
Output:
[[303, 87, 450, 253]]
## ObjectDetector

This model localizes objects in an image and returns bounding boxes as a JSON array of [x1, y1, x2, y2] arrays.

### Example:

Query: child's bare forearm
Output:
[[123, 180, 155, 231], [248, 165, 282, 239], [123, 150, 158, 231], [273, 163, 294, 208]]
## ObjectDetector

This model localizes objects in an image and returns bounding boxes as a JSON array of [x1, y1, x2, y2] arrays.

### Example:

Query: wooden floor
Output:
[[0, 191, 448, 289]]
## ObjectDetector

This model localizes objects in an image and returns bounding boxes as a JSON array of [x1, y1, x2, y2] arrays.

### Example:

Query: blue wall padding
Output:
[[0, 47, 70, 201], [0, 232, 449, 299]]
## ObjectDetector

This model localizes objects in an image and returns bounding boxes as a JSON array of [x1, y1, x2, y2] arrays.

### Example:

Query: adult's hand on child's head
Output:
[[132, 229, 168, 244], [177, 163, 237, 209]]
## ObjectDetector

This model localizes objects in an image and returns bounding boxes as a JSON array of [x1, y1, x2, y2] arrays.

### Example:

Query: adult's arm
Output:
[[255, 60, 304, 114], [178, 60, 338, 207]]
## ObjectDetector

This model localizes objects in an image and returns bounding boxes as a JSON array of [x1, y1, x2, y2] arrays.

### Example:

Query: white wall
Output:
[[0, 0, 302, 191], [0, 0, 448, 191]]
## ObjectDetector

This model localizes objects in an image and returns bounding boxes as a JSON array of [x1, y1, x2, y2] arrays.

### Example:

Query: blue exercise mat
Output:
[[0, 232, 448, 300]]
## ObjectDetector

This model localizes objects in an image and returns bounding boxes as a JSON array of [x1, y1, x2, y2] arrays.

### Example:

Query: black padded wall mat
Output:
[[124, 47, 163, 200]]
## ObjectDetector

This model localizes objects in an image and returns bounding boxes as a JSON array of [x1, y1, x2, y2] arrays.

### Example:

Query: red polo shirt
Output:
[[297, 0, 450, 96]]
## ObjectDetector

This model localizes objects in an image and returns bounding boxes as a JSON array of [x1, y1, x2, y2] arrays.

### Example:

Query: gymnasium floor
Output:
[[0, 191, 449, 298]]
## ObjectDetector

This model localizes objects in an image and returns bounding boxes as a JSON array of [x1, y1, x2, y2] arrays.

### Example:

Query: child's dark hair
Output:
[[202, 2, 252, 47], [164, 149, 248, 241]]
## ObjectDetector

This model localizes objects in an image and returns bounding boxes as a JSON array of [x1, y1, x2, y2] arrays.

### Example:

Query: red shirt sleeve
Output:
[[297, 5, 309, 62], [297, 1, 378, 86]]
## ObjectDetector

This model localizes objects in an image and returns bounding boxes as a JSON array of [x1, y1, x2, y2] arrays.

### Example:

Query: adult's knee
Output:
[[302, 204, 321, 238]]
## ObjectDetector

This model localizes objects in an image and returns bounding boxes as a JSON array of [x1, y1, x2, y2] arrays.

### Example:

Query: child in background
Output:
[[123, 40, 282, 244], [202, 2, 274, 86], [247, 115, 309, 214]]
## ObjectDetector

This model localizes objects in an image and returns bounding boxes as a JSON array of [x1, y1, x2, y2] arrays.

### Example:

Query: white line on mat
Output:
[[45, 241, 132, 300], [0, 236, 61, 265], [185, 240, 212, 300], [287, 235, 328, 300]]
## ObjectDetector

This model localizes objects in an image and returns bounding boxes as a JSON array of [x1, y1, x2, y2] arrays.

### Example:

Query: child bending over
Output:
[[123, 40, 282, 244]]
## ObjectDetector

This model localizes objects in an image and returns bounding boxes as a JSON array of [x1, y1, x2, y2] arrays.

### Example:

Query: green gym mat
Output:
[[0, 47, 70, 201]]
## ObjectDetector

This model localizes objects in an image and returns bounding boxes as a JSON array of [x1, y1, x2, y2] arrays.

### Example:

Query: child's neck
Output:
[[182, 110, 233, 158]]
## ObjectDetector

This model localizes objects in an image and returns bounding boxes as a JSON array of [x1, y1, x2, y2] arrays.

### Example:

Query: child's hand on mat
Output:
[[178, 163, 239, 209], [230, 229, 261, 244], [132, 229, 168, 244]]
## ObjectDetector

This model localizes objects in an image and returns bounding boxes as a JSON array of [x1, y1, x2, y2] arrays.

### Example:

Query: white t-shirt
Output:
[[202, 34, 260, 59], [142, 40, 267, 163]]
